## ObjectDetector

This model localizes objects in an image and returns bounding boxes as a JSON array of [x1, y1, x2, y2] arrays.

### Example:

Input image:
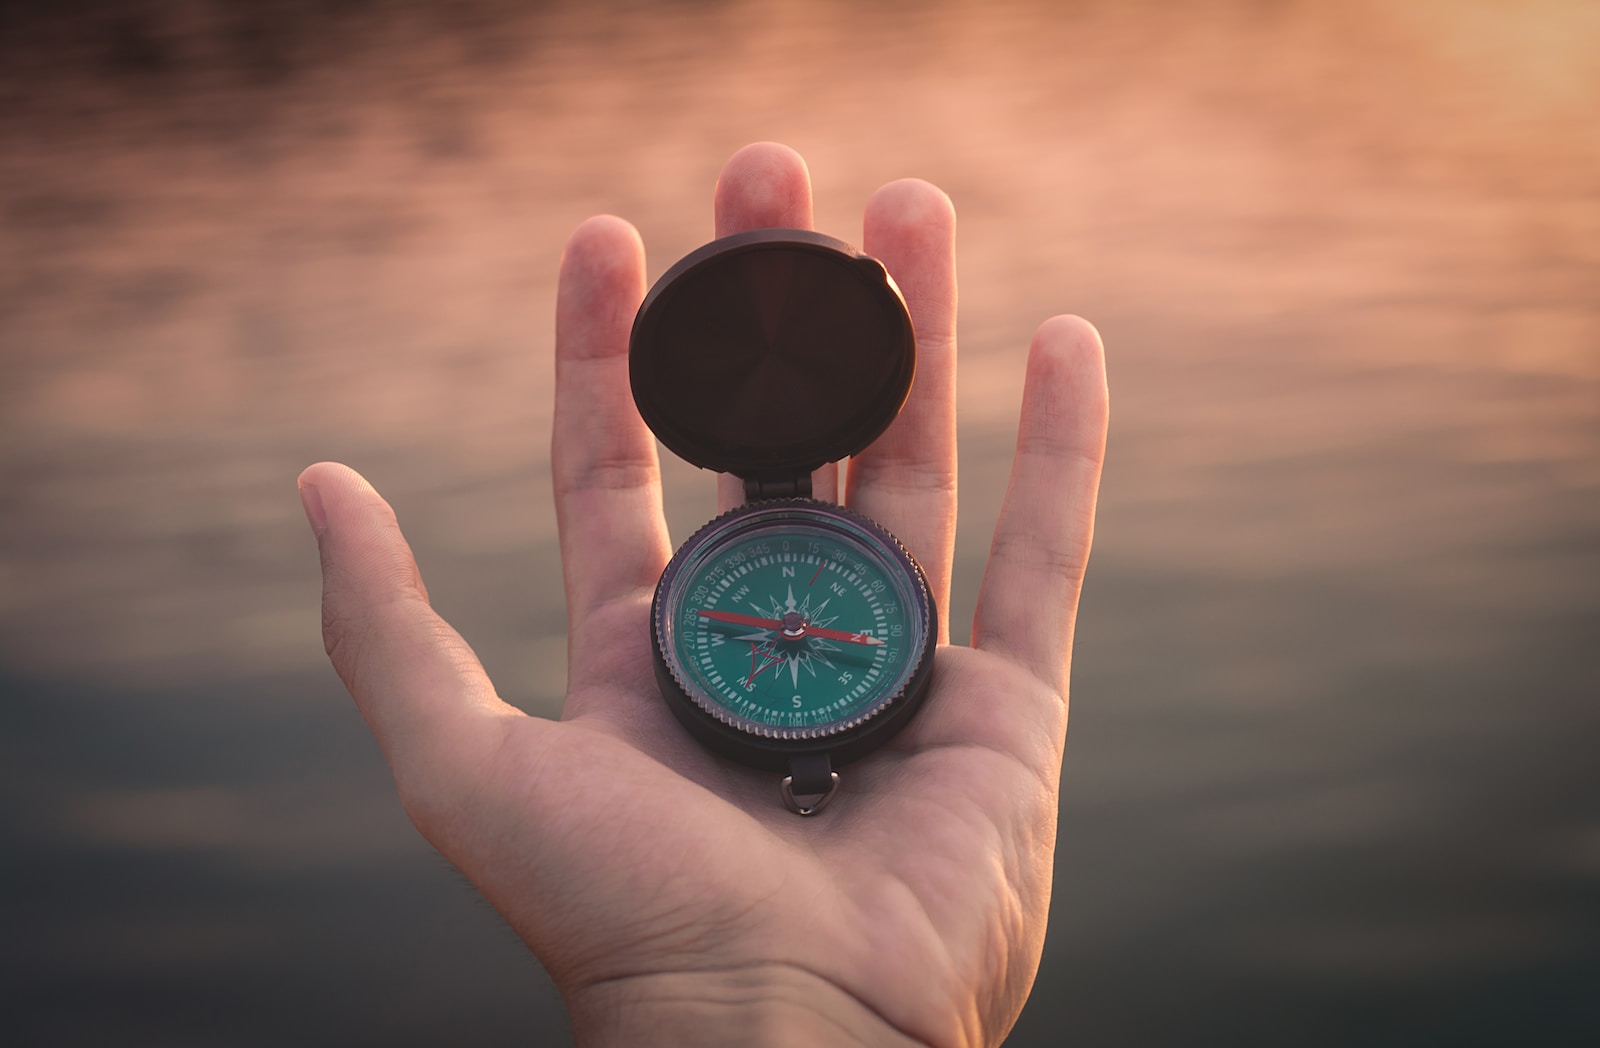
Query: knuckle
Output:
[[988, 531, 1089, 587], [320, 599, 370, 687], [849, 454, 957, 497], [319, 573, 429, 692], [554, 446, 659, 497]]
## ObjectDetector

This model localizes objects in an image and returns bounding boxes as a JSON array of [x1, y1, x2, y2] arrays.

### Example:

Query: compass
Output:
[[630, 229, 937, 815]]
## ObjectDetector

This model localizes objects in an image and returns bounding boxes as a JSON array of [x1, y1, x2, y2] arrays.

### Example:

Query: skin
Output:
[[297, 142, 1108, 1047]]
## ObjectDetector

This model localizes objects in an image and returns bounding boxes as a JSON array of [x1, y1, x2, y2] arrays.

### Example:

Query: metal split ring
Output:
[[780, 771, 840, 816]]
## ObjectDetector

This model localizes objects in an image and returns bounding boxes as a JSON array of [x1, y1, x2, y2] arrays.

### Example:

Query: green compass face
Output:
[[655, 502, 933, 746]]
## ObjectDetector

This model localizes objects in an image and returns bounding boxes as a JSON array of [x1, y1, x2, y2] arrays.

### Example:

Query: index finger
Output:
[[553, 216, 670, 680]]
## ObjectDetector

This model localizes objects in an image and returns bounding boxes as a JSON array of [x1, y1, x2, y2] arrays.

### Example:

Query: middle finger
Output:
[[708, 143, 828, 513]]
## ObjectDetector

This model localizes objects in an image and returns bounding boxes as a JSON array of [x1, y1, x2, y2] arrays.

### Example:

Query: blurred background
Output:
[[2, 0, 1596, 1043]]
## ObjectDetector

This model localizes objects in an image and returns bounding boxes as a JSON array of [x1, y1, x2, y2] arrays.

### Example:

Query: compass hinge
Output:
[[743, 473, 813, 501]]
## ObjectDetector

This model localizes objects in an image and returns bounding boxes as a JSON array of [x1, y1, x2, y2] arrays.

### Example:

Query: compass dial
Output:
[[652, 500, 935, 770]]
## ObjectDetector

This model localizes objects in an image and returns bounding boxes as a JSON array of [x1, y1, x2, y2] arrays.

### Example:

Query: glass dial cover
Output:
[[652, 501, 935, 771]]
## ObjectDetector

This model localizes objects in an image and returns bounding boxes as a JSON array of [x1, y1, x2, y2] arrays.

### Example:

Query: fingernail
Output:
[[298, 479, 328, 538]]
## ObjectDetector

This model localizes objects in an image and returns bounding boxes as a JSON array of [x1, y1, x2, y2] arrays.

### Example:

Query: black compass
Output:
[[630, 229, 937, 815]]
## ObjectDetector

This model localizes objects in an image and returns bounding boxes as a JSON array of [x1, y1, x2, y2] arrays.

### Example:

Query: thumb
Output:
[[297, 462, 516, 821]]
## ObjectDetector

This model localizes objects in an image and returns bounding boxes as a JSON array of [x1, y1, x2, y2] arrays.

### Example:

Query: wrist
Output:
[[566, 964, 930, 1048]]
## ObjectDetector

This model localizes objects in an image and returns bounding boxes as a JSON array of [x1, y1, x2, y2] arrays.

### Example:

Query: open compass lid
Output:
[[629, 228, 916, 485]]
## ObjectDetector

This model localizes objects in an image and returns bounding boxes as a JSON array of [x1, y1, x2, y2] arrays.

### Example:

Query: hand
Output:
[[297, 142, 1108, 1047]]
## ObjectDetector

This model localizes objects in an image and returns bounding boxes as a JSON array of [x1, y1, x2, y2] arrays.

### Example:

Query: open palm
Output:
[[298, 143, 1107, 1047]]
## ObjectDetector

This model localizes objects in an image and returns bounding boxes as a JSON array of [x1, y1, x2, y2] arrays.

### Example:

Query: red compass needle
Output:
[[695, 609, 886, 646]]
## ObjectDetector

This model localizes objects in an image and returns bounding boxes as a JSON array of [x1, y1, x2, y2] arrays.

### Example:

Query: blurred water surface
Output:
[[2, 1, 1597, 1044]]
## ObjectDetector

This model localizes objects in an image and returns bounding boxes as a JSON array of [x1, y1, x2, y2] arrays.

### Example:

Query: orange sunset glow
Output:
[[2, 1, 1596, 1044]]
